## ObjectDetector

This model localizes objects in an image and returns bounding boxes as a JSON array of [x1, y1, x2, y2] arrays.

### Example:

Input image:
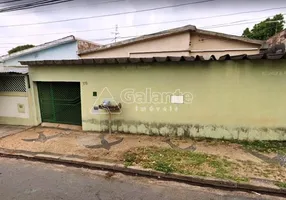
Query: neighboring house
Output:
[[1, 35, 99, 67], [265, 29, 286, 54], [21, 53, 286, 141], [0, 36, 99, 126], [79, 25, 264, 59]]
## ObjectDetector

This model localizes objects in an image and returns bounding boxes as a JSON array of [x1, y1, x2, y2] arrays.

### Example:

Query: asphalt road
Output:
[[0, 157, 284, 200]]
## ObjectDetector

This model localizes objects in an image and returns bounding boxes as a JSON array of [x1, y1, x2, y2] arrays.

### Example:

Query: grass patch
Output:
[[190, 137, 286, 154], [236, 140, 286, 154], [275, 182, 286, 188], [124, 152, 137, 167], [123, 146, 248, 182]]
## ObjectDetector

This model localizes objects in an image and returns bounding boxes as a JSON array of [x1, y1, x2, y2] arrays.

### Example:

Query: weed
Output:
[[193, 137, 286, 154], [123, 152, 137, 167], [275, 182, 286, 188], [154, 161, 175, 173], [123, 146, 248, 182], [238, 140, 286, 154]]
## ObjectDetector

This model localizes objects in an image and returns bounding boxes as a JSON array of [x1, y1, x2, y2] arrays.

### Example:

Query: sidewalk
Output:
[[0, 126, 285, 193]]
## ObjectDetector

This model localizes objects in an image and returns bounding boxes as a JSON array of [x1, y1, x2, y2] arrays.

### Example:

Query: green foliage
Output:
[[242, 13, 285, 40], [153, 161, 175, 173], [275, 181, 286, 188], [124, 152, 137, 167], [8, 44, 35, 54], [237, 140, 286, 154], [188, 137, 286, 154]]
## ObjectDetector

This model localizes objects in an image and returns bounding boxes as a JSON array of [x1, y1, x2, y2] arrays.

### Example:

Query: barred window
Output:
[[0, 75, 26, 92]]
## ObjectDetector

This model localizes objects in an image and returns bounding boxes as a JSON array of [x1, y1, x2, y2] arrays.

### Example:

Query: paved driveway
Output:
[[0, 125, 30, 139]]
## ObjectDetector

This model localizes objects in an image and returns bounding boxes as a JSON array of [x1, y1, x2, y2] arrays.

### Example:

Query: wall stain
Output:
[[82, 119, 286, 141]]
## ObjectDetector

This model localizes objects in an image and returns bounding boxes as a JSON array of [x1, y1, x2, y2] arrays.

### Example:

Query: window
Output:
[[0, 75, 26, 92]]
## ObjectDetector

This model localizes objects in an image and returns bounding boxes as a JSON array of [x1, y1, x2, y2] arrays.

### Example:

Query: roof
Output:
[[266, 29, 286, 46], [0, 67, 28, 74], [1, 35, 99, 61], [20, 52, 286, 66], [79, 25, 264, 55], [195, 29, 263, 45]]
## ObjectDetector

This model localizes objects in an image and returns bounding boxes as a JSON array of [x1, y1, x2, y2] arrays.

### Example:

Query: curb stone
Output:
[[0, 149, 286, 196]]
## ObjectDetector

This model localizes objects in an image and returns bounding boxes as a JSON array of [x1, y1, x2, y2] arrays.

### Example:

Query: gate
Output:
[[37, 82, 82, 125]]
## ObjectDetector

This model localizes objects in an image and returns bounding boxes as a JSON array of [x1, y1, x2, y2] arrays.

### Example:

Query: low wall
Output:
[[29, 60, 286, 140], [0, 74, 36, 126]]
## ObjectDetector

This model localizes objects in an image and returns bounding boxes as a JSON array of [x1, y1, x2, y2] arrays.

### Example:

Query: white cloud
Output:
[[0, 0, 285, 54]]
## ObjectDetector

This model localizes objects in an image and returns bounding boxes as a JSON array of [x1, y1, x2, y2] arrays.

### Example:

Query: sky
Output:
[[0, 0, 286, 55]]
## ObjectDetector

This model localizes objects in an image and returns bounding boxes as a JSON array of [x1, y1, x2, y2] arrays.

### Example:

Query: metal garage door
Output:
[[37, 82, 82, 125]]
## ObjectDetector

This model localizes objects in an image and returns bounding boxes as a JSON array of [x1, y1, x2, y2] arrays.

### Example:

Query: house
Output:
[[79, 25, 265, 59], [0, 36, 99, 126], [21, 53, 286, 141], [265, 29, 286, 54], [1, 35, 99, 67]]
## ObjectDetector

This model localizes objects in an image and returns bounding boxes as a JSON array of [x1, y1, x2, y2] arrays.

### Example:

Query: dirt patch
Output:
[[0, 127, 285, 184], [0, 127, 267, 164]]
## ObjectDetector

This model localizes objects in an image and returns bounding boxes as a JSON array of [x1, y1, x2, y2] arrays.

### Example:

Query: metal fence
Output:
[[0, 75, 26, 92]]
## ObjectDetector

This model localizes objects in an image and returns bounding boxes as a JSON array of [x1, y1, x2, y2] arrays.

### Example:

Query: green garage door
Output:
[[37, 82, 82, 125]]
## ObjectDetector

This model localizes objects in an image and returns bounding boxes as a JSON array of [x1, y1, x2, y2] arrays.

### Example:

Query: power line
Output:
[[88, 18, 285, 42], [88, 35, 136, 41], [0, 36, 136, 49], [0, 0, 73, 13], [0, 0, 215, 28], [0, 16, 281, 50], [0, 42, 24, 44], [0, 0, 124, 16], [199, 14, 286, 29], [0, 10, 284, 39], [0, 0, 24, 4]]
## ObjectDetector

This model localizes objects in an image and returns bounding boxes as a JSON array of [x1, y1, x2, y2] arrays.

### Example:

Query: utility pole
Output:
[[111, 24, 119, 43]]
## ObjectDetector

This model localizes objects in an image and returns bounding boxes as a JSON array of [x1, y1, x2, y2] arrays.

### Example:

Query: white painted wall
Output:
[[0, 96, 29, 118]]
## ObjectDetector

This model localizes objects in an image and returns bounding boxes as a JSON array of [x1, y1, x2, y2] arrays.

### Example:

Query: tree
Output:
[[242, 14, 285, 40], [8, 44, 35, 54]]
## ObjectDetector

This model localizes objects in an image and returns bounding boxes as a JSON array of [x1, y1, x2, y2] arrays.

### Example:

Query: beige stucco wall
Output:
[[80, 31, 261, 59], [29, 60, 286, 140], [190, 33, 260, 59], [80, 32, 190, 58]]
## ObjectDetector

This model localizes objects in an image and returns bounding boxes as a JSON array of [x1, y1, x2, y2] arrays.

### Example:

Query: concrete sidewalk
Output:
[[0, 126, 285, 194], [0, 125, 30, 139]]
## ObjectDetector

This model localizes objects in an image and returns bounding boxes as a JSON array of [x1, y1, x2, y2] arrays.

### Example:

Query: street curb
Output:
[[0, 149, 286, 196]]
